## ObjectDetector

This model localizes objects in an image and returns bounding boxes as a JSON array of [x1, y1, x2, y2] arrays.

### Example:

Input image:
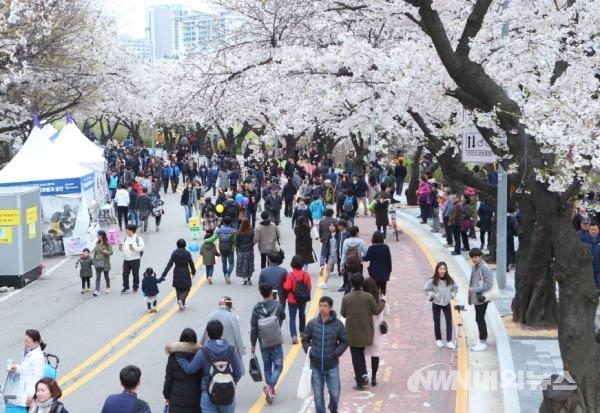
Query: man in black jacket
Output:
[[301, 296, 349, 413]]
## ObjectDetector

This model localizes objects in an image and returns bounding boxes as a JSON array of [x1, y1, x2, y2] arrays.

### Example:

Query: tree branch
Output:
[[455, 0, 494, 58]]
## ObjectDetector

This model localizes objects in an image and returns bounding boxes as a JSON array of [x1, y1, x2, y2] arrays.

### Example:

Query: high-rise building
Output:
[[145, 3, 242, 61], [118, 35, 152, 62]]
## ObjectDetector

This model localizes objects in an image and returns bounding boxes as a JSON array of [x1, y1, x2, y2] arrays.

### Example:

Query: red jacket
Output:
[[283, 268, 312, 304]]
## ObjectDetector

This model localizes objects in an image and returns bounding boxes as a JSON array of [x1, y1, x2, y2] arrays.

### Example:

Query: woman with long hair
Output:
[[294, 215, 314, 270], [318, 222, 339, 289], [362, 231, 392, 295], [163, 328, 202, 413], [423, 262, 458, 348], [235, 218, 255, 285], [28, 378, 69, 413], [92, 230, 113, 296], [180, 181, 197, 224], [364, 277, 390, 386]]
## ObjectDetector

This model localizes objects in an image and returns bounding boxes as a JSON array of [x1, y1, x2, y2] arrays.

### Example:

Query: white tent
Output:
[[0, 125, 96, 254], [51, 120, 109, 202]]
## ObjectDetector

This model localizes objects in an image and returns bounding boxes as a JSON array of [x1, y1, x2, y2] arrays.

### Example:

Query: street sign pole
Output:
[[496, 166, 507, 288]]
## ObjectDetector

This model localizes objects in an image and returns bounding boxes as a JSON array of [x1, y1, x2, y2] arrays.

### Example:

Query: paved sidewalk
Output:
[[334, 216, 457, 412]]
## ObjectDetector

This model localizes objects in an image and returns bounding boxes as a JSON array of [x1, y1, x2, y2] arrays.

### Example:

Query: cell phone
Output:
[[272, 290, 278, 300]]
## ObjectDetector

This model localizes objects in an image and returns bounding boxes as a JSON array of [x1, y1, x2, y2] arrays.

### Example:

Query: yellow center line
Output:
[[247, 285, 324, 413], [59, 257, 204, 397]]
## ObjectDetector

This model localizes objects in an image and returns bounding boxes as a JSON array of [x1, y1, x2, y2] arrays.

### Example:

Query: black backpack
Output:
[[204, 346, 236, 405], [224, 200, 238, 218], [292, 271, 311, 303]]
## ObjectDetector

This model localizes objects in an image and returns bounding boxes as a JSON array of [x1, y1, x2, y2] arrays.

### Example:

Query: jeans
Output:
[[311, 365, 341, 413], [95, 268, 110, 291], [349, 347, 367, 386], [221, 251, 234, 277], [475, 302, 489, 341], [128, 209, 138, 226], [451, 224, 461, 253], [122, 259, 141, 290], [184, 204, 193, 223], [260, 344, 284, 387], [288, 301, 307, 338], [206, 265, 214, 278], [200, 391, 235, 413], [419, 204, 430, 222], [432, 303, 452, 341], [116, 206, 128, 228]]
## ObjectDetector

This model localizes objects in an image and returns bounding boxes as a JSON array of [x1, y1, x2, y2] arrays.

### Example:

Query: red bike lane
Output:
[[335, 230, 459, 413]]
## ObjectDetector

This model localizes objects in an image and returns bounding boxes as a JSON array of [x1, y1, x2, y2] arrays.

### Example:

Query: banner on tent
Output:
[[0, 174, 95, 195]]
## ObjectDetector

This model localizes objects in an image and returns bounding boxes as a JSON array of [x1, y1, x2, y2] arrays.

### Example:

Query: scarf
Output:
[[32, 398, 55, 412], [24, 344, 40, 358]]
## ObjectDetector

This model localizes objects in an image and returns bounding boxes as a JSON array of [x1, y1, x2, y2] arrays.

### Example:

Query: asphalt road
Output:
[[0, 189, 321, 412]]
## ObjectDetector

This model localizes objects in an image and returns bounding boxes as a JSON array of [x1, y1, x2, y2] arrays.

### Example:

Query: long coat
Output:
[[161, 248, 196, 289], [294, 224, 315, 265], [163, 342, 202, 413], [341, 290, 385, 347]]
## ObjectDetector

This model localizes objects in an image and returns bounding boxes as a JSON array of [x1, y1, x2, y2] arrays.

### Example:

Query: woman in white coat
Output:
[[7, 329, 46, 413], [364, 277, 390, 386]]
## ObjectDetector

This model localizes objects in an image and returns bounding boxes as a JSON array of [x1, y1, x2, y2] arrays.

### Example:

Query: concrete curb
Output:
[[396, 207, 520, 413]]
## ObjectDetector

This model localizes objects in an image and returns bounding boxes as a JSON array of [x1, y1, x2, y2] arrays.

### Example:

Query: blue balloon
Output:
[[235, 193, 243, 202], [188, 241, 200, 253]]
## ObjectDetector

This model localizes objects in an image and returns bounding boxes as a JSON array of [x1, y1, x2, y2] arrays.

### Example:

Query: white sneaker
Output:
[[446, 341, 455, 350], [318, 283, 328, 289], [471, 342, 488, 352], [435, 340, 444, 348]]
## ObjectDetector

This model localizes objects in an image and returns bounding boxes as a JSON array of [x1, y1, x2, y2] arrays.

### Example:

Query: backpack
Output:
[[324, 187, 334, 204], [218, 229, 234, 253], [291, 271, 311, 303], [257, 304, 283, 348], [345, 244, 362, 272], [342, 195, 354, 213], [204, 346, 236, 406]]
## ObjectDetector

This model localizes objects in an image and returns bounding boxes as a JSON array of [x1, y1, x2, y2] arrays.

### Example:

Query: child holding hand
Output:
[[142, 267, 162, 313]]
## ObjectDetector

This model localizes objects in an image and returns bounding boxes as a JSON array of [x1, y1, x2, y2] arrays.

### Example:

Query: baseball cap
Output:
[[582, 217, 592, 224]]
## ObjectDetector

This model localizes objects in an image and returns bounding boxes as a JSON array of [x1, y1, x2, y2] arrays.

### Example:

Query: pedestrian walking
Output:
[[283, 255, 312, 345], [363, 277, 390, 386], [159, 239, 196, 311], [114, 183, 130, 230], [362, 231, 392, 295], [135, 187, 153, 233], [235, 218, 255, 285], [468, 248, 494, 352], [250, 283, 286, 405], [75, 247, 93, 294], [294, 215, 314, 270], [201, 230, 219, 285], [177, 320, 243, 413], [163, 328, 202, 413], [119, 224, 145, 294], [341, 274, 385, 390], [255, 211, 280, 269], [101, 365, 151, 413], [423, 261, 458, 349], [373, 192, 390, 238], [151, 190, 165, 232], [258, 251, 288, 309], [6, 330, 46, 413], [300, 296, 349, 413], [141, 267, 162, 313], [28, 378, 69, 413], [216, 217, 238, 284], [93, 230, 113, 296], [200, 296, 247, 376], [180, 182, 197, 224], [318, 222, 339, 289]]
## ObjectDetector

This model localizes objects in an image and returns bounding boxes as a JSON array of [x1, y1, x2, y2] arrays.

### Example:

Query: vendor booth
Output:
[[0, 125, 99, 255]]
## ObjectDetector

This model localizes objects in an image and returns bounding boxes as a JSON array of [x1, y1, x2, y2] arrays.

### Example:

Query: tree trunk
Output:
[[511, 194, 559, 327], [283, 134, 300, 159], [349, 131, 367, 174], [193, 122, 208, 156], [405, 146, 423, 205]]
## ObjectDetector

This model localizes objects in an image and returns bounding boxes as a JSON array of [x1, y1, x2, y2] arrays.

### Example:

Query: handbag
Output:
[[249, 354, 263, 382], [379, 320, 389, 335], [460, 217, 474, 232], [482, 276, 501, 302], [94, 259, 104, 270], [297, 347, 313, 399]]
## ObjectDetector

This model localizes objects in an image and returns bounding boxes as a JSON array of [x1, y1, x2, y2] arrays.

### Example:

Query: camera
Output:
[[454, 304, 465, 311]]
